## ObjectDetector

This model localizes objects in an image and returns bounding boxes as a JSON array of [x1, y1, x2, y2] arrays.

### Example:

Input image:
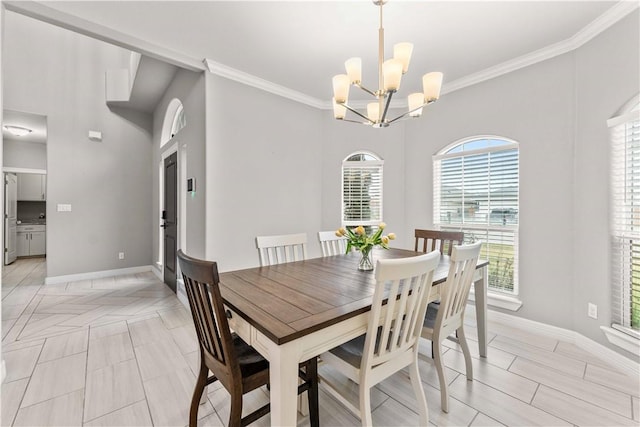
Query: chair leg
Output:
[[433, 338, 449, 413], [306, 358, 320, 427], [409, 356, 429, 426], [229, 389, 243, 427], [359, 380, 373, 427], [457, 326, 473, 381], [190, 362, 208, 427]]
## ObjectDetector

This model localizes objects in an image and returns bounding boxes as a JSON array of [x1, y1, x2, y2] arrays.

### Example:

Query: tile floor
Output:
[[2, 258, 639, 426]]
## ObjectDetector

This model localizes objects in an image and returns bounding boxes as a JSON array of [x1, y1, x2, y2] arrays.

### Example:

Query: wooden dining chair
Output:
[[414, 229, 464, 256], [318, 231, 348, 257], [321, 251, 441, 426], [256, 233, 308, 266], [420, 242, 482, 413], [177, 250, 319, 427]]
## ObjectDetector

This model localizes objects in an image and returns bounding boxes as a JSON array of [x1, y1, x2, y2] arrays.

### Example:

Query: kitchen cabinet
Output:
[[17, 173, 46, 201], [17, 225, 46, 256]]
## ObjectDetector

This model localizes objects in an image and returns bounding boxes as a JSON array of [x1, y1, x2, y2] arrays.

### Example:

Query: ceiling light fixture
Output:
[[332, 0, 443, 128], [3, 125, 33, 137]]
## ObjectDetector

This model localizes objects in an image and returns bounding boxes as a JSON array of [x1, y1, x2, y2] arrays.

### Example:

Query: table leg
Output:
[[269, 342, 301, 426], [473, 265, 488, 357]]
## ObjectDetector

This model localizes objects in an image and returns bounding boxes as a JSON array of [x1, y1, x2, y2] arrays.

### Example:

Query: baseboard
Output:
[[45, 265, 154, 285], [470, 305, 640, 376], [152, 263, 163, 281]]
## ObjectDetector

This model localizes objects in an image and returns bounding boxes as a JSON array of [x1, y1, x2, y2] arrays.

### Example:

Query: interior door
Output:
[[163, 152, 178, 293], [4, 173, 17, 264]]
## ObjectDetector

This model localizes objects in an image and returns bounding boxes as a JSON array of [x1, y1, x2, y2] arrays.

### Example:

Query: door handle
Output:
[[160, 223, 167, 228]]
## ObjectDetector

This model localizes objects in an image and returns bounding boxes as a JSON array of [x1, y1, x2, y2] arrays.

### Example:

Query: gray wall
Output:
[[152, 69, 207, 262], [3, 11, 154, 277], [400, 14, 639, 358], [573, 13, 640, 350], [205, 74, 324, 271], [3, 139, 46, 170], [321, 113, 407, 249]]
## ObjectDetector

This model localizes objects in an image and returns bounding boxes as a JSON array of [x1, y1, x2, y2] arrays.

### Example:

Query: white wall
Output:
[[3, 139, 46, 170], [205, 74, 324, 271], [3, 12, 154, 277]]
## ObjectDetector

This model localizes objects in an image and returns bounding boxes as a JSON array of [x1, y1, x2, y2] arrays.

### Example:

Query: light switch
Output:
[[57, 204, 72, 212]]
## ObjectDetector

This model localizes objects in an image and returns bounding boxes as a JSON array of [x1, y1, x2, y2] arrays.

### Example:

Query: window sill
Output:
[[468, 289, 523, 311], [601, 325, 640, 355]]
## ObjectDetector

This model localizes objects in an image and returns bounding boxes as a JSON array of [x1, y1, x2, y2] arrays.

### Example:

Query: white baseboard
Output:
[[45, 265, 154, 285], [152, 264, 163, 281], [470, 305, 640, 376]]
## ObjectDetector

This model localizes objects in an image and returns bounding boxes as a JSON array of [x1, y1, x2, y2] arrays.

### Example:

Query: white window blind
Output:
[[434, 138, 519, 294], [610, 106, 640, 332], [342, 153, 383, 227]]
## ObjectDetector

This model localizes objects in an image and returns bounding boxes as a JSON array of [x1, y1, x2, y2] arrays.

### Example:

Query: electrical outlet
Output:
[[588, 303, 598, 319], [118, 252, 125, 260]]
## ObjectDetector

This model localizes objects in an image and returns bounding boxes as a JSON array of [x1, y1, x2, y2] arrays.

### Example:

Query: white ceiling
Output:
[[37, 0, 625, 103]]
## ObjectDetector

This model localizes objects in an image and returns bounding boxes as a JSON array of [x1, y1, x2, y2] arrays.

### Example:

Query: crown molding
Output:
[[203, 59, 326, 110], [442, 1, 639, 95], [6, 1, 637, 110], [3, 1, 205, 72]]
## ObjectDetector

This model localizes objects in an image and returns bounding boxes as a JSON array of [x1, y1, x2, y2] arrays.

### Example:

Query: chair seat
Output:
[[328, 327, 386, 368], [329, 334, 366, 368], [422, 301, 439, 330], [232, 334, 269, 378]]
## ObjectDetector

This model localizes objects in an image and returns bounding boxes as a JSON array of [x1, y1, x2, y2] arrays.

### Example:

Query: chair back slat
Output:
[[437, 242, 482, 330], [256, 233, 308, 266], [318, 231, 348, 257], [362, 251, 440, 368], [178, 250, 241, 387], [414, 229, 464, 256]]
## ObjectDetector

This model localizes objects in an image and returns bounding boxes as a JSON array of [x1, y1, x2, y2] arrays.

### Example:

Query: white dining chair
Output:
[[321, 251, 441, 426], [255, 233, 308, 266], [318, 231, 348, 257], [421, 241, 482, 413]]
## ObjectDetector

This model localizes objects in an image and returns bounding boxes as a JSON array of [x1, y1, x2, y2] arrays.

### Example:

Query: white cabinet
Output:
[[16, 231, 30, 257], [17, 174, 46, 201], [16, 225, 46, 256]]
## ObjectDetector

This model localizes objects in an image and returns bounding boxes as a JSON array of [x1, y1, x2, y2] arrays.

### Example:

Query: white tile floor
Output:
[[2, 258, 639, 426]]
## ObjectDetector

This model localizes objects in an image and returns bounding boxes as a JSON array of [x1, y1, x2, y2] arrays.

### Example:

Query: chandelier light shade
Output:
[[331, 0, 443, 128]]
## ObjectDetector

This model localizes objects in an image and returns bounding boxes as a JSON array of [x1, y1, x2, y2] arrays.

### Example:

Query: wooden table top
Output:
[[219, 247, 488, 346]]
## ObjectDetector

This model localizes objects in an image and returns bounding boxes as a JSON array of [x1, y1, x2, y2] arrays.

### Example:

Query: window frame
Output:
[[609, 96, 640, 338], [433, 135, 520, 296], [341, 151, 384, 227]]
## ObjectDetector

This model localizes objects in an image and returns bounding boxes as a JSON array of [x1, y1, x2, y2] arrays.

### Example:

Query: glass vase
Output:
[[358, 247, 374, 271]]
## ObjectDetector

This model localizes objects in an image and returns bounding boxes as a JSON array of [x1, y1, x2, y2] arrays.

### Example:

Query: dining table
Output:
[[218, 247, 489, 426]]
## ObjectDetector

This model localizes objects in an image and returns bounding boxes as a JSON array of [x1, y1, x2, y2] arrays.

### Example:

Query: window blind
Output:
[[434, 140, 519, 294], [342, 160, 383, 226], [610, 108, 640, 332]]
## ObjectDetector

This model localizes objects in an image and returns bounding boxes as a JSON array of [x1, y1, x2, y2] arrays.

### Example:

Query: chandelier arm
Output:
[[380, 91, 394, 123], [341, 102, 375, 124], [339, 118, 372, 125], [387, 99, 437, 124], [354, 83, 378, 98]]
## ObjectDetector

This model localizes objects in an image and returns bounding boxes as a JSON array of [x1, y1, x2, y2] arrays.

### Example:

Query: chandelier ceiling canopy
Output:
[[332, 0, 443, 128]]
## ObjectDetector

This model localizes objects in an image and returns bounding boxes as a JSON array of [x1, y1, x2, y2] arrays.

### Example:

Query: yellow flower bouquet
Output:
[[335, 223, 396, 270]]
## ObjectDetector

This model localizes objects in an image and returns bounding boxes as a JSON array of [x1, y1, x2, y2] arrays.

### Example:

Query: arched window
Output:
[[161, 99, 186, 146], [609, 96, 640, 333], [342, 152, 383, 227], [433, 136, 519, 295]]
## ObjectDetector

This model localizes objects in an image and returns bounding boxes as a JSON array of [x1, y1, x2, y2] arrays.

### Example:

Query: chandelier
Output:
[[331, 0, 443, 128]]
